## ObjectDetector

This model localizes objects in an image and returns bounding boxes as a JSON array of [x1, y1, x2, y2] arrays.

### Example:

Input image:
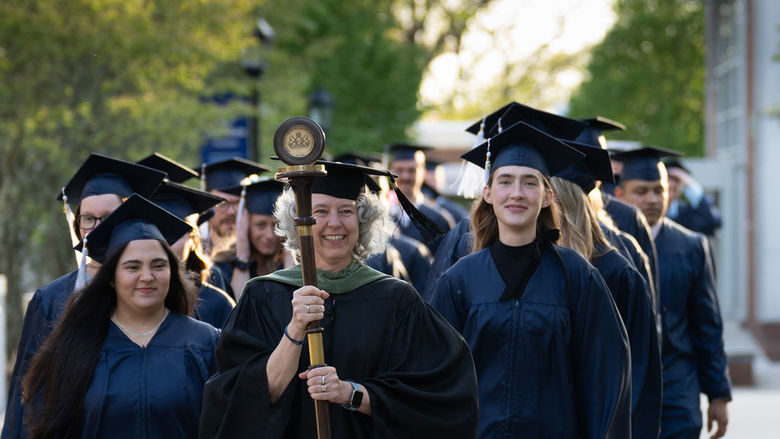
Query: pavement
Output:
[[698, 356, 780, 438]]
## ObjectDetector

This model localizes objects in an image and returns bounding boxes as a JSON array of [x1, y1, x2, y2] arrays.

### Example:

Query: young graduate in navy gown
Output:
[[23, 195, 220, 438], [430, 121, 631, 439], [2, 154, 167, 439], [613, 146, 731, 439], [199, 161, 478, 438], [212, 178, 287, 300], [550, 138, 662, 439], [149, 180, 235, 329]]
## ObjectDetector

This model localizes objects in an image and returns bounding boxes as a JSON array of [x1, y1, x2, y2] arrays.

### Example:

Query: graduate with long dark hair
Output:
[[23, 195, 220, 438], [430, 121, 631, 439], [2, 154, 167, 438]]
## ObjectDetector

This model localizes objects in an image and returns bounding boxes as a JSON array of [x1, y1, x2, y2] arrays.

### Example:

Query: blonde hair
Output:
[[273, 188, 392, 263], [550, 177, 611, 262], [471, 173, 560, 252]]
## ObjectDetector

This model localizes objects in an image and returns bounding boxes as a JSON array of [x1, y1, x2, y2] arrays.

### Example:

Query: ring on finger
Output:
[[306, 304, 311, 313], [321, 375, 326, 385], [322, 384, 327, 392]]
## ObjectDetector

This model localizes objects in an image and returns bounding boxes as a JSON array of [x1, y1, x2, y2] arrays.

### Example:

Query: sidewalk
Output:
[[699, 356, 780, 438]]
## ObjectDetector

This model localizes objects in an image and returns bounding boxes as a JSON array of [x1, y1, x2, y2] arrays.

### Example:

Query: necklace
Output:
[[112, 309, 169, 337]]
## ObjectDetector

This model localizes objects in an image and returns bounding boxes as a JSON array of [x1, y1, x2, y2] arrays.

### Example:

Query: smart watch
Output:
[[341, 381, 363, 411], [233, 257, 253, 271]]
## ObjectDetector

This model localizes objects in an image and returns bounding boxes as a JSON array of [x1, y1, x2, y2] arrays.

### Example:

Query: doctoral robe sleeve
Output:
[[198, 282, 296, 438], [2, 291, 50, 439], [360, 291, 478, 438], [689, 237, 731, 401], [571, 268, 631, 439]]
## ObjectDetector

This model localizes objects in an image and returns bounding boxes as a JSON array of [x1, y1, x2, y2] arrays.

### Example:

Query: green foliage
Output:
[[567, 0, 705, 156]]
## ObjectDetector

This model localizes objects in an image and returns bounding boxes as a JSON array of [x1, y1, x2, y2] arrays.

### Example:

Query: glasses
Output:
[[77, 214, 108, 230], [215, 200, 240, 212]]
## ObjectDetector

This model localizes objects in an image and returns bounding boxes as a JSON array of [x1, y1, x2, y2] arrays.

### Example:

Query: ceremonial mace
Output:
[[272, 117, 330, 439]]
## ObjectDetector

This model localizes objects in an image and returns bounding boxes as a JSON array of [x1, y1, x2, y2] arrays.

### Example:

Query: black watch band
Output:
[[233, 257, 253, 271]]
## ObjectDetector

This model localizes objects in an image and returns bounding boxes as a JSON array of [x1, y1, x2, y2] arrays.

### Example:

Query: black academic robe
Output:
[[365, 235, 432, 292], [194, 282, 235, 330], [199, 269, 478, 438], [421, 217, 473, 300], [2, 270, 78, 439], [655, 218, 731, 439], [80, 313, 219, 438], [603, 192, 659, 292], [593, 246, 662, 439], [430, 245, 631, 439], [392, 198, 455, 254]]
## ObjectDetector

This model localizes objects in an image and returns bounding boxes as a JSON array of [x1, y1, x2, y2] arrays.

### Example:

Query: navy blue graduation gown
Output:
[[392, 198, 455, 254], [206, 265, 229, 293], [365, 235, 431, 292], [667, 196, 721, 237], [601, 222, 657, 311], [422, 183, 469, 224], [654, 218, 731, 439], [593, 247, 663, 439], [81, 313, 219, 438], [603, 192, 659, 293], [194, 282, 235, 329], [430, 245, 631, 439], [199, 272, 478, 438], [2, 270, 78, 439], [421, 217, 473, 300]]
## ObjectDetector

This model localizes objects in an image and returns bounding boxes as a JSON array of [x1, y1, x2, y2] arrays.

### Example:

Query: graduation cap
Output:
[[312, 161, 444, 242], [461, 121, 585, 179], [137, 153, 199, 183], [554, 140, 615, 193], [610, 145, 684, 181], [150, 181, 225, 220], [75, 194, 192, 264], [575, 116, 626, 148], [662, 157, 691, 175], [58, 153, 167, 206], [465, 102, 514, 136], [385, 143, 432, 162], [467, 102, 588, 140], [201, 158, 272, 192], [221, 178, 285, 216], [331, 151, 383, 166]]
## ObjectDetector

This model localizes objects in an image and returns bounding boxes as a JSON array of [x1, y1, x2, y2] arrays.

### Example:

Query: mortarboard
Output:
[[461, 121, 585, 179], [386, 143, 432, 162], [138, 153, 199, 183], [468, 102, 588, 140], [575, 116, 626, 148], [662, 158, 691, 175], [76, 194, 192, 263], [610, 145, 684, 181], [58, 153, 167, 206], [150, 181, 225, 220], [554, 140, 615, 193], [465, 102, 514, 136], [201, 158, 272, 192], [222, 178, 285, 216], [311, 161, 443, 242], [332, 151, 383, 166]]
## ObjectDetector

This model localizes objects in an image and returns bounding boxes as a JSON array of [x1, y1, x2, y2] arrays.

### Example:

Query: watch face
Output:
[[350, 385, 364, 408]]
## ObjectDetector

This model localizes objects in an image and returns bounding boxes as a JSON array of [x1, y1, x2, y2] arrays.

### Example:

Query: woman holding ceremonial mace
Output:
[[199, 161, 478, 439]]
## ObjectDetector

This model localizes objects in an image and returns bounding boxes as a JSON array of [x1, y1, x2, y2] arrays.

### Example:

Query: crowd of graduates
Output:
[[1, 101, 729, 439]]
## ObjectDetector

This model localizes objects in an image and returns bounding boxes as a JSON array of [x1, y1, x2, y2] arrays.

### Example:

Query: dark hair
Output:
[[183, 228, 211, 285], [22, 240, 196, 438], [471, 173, 560, 252]]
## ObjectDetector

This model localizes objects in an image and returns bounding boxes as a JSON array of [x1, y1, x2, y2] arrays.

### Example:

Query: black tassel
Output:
[[392, 183, 444, 244]]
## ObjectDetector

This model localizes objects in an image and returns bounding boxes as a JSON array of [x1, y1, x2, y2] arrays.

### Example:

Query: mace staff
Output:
[[272, 116, 331, 439]]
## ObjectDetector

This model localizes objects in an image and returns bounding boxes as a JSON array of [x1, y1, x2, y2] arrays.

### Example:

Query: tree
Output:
[[567, 0, 706, 156]]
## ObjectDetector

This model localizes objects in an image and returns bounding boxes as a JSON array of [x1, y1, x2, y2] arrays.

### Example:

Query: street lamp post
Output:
[[308, 87, 334, 134], [241, 17, 274, 161]]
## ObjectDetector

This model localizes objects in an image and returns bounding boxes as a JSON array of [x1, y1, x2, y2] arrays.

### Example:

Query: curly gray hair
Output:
[[273, 188, 393, 263]]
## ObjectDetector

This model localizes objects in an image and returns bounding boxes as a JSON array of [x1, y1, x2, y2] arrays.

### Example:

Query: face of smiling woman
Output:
[[113, 239, 171, 316], [311, 193, 360, 272]]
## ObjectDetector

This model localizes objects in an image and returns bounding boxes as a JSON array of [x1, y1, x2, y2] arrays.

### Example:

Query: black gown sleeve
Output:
[[360, 291, 478, 438]]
